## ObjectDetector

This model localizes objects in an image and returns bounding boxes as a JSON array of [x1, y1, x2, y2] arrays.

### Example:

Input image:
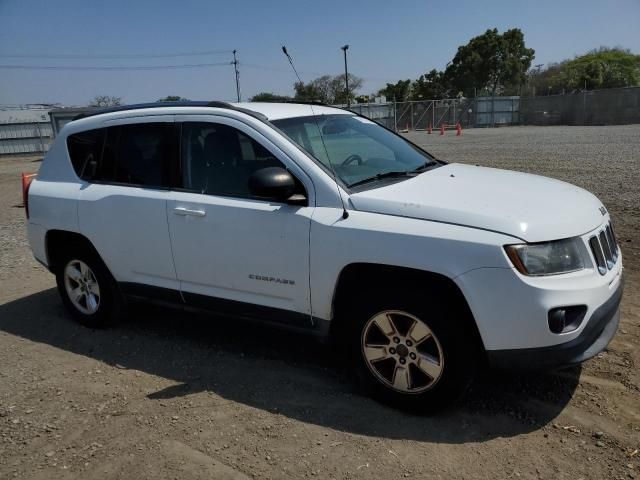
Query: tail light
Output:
[[21, 173, 37, 219]]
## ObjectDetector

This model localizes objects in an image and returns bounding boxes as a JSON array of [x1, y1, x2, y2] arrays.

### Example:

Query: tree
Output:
[[157, 95, 188, 102], [446, 28, 535, 97], [556, 47, 639, 91], [377, 79, 411, 102], [250, 92, 292, 102], [89, 95, 122, 107], [332, 73, 364, 104], [412, 70, 449, 100], [525, 47, 640, 95], [293, 73, 363, 104]]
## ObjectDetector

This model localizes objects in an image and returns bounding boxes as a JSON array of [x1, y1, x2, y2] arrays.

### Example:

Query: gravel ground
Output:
[[0, 125, 639, 480]]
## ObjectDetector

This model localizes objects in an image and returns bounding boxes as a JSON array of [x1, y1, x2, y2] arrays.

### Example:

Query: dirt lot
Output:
[[1, 125, 639, 480]]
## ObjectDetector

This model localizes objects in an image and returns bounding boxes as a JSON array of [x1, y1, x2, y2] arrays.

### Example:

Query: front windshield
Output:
[[271, 114, 437, 187]]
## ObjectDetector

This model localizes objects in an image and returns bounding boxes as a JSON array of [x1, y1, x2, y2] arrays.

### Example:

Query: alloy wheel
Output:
[[361, 310, 444, 393], [63, 259, 101, 315]]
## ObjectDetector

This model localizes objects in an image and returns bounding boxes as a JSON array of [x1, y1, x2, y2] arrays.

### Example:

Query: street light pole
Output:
[[341, 45, 350, 108]]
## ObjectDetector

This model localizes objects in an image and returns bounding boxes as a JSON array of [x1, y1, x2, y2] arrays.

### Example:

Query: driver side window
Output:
[[180, 122, 291, 198]]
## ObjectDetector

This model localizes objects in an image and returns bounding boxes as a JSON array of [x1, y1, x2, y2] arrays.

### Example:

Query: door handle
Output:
[[173, 207, 206, 217]]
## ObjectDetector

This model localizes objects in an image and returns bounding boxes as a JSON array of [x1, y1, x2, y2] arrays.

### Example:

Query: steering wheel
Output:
[[342, 154, 363, 166]]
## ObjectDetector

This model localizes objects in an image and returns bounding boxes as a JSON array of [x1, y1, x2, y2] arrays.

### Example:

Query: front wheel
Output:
[[348, 292, 478, 413], [361, 310, 445, 395]]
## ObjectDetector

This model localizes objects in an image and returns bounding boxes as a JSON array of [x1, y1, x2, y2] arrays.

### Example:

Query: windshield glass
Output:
[[271, 114, 436, 187]]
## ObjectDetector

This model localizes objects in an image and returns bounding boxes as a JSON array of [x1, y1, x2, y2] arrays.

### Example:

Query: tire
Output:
[[55, 246, 123, 328], [345, 285, 478, 413]]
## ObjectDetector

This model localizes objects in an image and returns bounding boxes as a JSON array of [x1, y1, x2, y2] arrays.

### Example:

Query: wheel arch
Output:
[[330, 263, 486, 355], [45, 230, 109, 276]]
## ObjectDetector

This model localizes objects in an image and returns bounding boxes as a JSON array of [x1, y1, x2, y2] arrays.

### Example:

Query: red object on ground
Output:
[[21, 172, 37, 218], [440, 124, 445, 135], [428, 123, 432, 134], [456, 122, 462, 136]]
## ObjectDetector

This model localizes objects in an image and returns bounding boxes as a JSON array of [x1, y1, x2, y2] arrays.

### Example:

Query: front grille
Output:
[[589, 222, 619, 275]]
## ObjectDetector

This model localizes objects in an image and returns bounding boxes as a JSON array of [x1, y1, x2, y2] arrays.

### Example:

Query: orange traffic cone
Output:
[[456, 122, 462, 136], [428, 122, 432, 134], [439, 124, 445, 136]]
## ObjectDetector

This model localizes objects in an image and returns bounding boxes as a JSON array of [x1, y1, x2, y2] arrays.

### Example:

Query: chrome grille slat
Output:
[[605, 225, 617, 261], [589, 222, 618, 275], [599, 231, 614, 269]]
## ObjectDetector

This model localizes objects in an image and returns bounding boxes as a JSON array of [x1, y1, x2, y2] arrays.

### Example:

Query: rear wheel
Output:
[[346, 288, 478, 413], [55, 248, 122, 328]]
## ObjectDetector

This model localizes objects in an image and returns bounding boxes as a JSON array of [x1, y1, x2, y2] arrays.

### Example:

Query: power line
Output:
[[0, 49, 233, 59], [242, 62, 325, 77], [0, 62, 232, 71], [242, 62, 397, 83]]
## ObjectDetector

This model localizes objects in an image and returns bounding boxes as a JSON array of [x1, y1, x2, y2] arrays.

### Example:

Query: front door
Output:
[[167, 116, 313, 326]]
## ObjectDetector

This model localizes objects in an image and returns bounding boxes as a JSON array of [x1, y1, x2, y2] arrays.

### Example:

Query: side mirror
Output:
[[248, 167, 306, 204]]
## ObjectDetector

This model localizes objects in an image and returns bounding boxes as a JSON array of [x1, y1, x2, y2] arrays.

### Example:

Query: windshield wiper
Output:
[[411, 160, 438, 172], [348, 170, 412, 188]]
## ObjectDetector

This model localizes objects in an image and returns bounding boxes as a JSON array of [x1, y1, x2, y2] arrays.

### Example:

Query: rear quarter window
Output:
[[66, 129, 105, 180]]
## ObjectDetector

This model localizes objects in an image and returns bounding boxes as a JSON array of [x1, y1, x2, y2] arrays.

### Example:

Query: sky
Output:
[[1, 0, 639, 106]]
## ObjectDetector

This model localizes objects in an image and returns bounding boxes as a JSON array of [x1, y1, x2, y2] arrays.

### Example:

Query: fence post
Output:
[[432, 101, 435, 128], [393, 98, 397, 132], [453, 99, 456, 126], [410, 102, 414, 131]]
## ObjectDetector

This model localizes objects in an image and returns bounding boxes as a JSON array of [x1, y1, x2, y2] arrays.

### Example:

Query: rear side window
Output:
[[67, 129, 105, 180], [96, 123, 175, 188]]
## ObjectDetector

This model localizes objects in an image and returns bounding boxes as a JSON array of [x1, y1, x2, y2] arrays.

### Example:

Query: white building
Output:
[[0, 105, 55, 155]]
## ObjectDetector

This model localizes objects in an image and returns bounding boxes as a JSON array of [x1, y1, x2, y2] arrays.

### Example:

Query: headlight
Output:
[[504, 237, 592, 276]]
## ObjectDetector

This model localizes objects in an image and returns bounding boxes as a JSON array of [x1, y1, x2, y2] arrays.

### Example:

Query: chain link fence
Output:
[[520, 86, 640, 126], [345, 86, 640, 130], [345, 97, 515, 131]]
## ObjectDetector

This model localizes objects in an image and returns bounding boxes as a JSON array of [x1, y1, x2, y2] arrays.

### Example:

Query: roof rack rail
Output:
[[282, 100, 331, 107], [72, 100, 235, 121]]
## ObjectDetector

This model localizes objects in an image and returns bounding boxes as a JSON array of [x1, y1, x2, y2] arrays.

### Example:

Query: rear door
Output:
[[167, 115, 314, 325], [76, 116, 181, 296]]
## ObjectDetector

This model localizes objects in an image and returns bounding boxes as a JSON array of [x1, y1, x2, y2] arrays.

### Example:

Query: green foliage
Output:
[[445, 28, 535, 96], [294, 73, 363, 104], [157, 95, 188, 102], [378, 79, 412, 101], [412, 70, 449, 100], [250, 92, 293, 102], [541, 48, 639, 93], [89, 95, 122, 107]]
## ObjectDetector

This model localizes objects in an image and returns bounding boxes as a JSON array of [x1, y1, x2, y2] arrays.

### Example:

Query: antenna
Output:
[[281, 46, 349, 219]]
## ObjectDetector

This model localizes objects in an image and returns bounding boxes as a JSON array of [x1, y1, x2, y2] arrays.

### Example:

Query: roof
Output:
[[232, 102, 352, 120], [65, 101, 352, 123]]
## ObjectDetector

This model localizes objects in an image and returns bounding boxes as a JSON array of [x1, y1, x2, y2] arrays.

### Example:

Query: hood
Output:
[[349, 164, 605, 242]]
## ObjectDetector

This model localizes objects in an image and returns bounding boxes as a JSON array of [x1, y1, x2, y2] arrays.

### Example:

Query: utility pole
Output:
[[341, 45, 349, 108], [232, 50, 241, 102]]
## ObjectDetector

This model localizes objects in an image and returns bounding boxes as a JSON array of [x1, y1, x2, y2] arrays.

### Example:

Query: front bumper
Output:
[[486, 278, 623, 371]]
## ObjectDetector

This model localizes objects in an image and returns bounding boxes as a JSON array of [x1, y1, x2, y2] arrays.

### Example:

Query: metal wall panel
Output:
[[0, 137, 50, 154], [0, 122, 52, 155]]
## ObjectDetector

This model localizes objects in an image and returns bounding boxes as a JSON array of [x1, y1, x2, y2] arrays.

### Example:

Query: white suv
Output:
[[26, 101, 623, 411]]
